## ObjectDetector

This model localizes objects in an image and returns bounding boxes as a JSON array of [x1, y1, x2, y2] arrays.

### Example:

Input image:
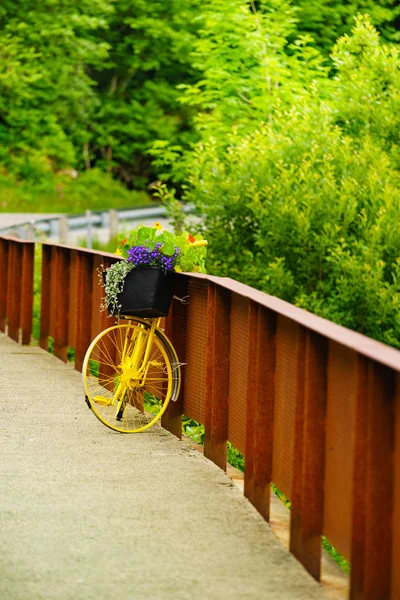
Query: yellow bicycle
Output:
[[82, 316, 180, 433]]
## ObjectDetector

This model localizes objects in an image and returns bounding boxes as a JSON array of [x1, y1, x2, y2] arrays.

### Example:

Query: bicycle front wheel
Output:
[[82, 321, 180, 433]]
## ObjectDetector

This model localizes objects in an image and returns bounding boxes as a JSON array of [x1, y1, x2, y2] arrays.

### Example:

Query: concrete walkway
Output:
[[0, 333, 328, 600]]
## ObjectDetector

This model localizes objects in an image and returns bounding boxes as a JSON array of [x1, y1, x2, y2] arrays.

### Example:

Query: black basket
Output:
[[104, 266, 174, 318]]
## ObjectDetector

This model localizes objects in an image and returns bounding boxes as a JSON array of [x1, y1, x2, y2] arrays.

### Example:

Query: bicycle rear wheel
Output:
[[82, 320, 180, 433]]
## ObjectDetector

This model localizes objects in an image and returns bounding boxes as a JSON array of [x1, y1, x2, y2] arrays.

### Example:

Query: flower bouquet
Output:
[[102, 223, 207, 317]]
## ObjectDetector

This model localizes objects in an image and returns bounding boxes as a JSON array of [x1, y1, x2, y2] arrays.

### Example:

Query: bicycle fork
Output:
[[113, 318, 160, 419]]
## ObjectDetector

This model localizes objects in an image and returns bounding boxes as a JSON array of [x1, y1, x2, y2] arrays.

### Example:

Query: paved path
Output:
[[0, 333, 328, 600]]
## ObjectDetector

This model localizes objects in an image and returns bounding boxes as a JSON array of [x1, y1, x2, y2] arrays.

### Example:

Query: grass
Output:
[[77, 233, 120, 253], [0, 168, 149, 213], [32, 245, 42, 342]]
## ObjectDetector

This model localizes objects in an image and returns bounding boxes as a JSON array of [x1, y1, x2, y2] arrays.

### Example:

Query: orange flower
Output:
[[187, 234, 195, 243]]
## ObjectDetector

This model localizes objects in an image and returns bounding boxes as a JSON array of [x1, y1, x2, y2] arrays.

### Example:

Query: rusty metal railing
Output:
[[0, 236, 35, 343], [1, 236, 399, 599]]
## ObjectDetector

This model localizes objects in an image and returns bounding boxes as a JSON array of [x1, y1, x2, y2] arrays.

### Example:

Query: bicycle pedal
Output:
[[149, 360, 163, 367], [93, 395, 113, 406], [84, 395, 92, 410]]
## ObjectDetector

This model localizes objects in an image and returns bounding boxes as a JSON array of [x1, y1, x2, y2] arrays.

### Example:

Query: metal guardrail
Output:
[[0, 204, 195, 241]]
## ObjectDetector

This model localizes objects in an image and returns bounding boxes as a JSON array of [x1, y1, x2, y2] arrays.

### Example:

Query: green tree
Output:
[[293, 0, 400, 55], [151, 0, 328, 181], [86, 0, 203, 187], [0, 0, 110, 180], [0, 0, 399, 210], [176, 13, 400, 347]]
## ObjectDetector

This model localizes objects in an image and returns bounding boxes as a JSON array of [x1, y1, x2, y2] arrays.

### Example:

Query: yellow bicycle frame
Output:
[[113, 317, 161, 415]]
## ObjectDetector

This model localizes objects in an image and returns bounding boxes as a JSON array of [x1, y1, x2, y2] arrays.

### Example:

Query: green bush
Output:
[[0, 169, 149, 213], [188, 122, 400, 346], [177, 16, 400, 348], [294, 0, 400, 55], [1, 1, 399, 195]]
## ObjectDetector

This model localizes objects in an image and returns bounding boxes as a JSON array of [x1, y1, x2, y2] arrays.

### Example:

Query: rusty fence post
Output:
[[203, 282, 231, 471], [244, 302, 277, 521], [0, 238, 34, 343], [7, 241, 23, 343], [161, 275, 188, 438], [392, 373, 400, 600], [290, 329, 328, 581], [0, 238, 9, 332], [75, 251, 94, 371], [350, 358, 395, 600]]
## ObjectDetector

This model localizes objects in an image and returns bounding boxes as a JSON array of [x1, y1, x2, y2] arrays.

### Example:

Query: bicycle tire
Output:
[[82, 319, 180, 433]]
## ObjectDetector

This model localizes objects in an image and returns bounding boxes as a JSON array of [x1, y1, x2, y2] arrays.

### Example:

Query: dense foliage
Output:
[[294, 0, 400, 54], [0, 0, 203, 198], [171, 11, 400, 347], [0, 0, 110, 180], [87, 0, 202, 187], [0, 0, 146, 210], [1, 1, 399, 346], [1, 0, 398, 194]]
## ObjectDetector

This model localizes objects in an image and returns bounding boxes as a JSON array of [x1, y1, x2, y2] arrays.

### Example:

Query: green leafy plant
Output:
[[1, 0, 399, 201], [182, 416, 205, 444], [174, 16, 400, 349], [152, 183, 188, 235], [101, 260, 134, 316], [116, 224, 208, 272], [227, 442, 245, 472]]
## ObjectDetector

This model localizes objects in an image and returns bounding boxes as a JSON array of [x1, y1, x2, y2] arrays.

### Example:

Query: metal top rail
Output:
[[190, 273, 400, 372]]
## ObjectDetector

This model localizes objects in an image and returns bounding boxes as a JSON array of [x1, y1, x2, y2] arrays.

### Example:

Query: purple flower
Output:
[[126, 242, 180, 272], [127, 245, 152, 266]]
